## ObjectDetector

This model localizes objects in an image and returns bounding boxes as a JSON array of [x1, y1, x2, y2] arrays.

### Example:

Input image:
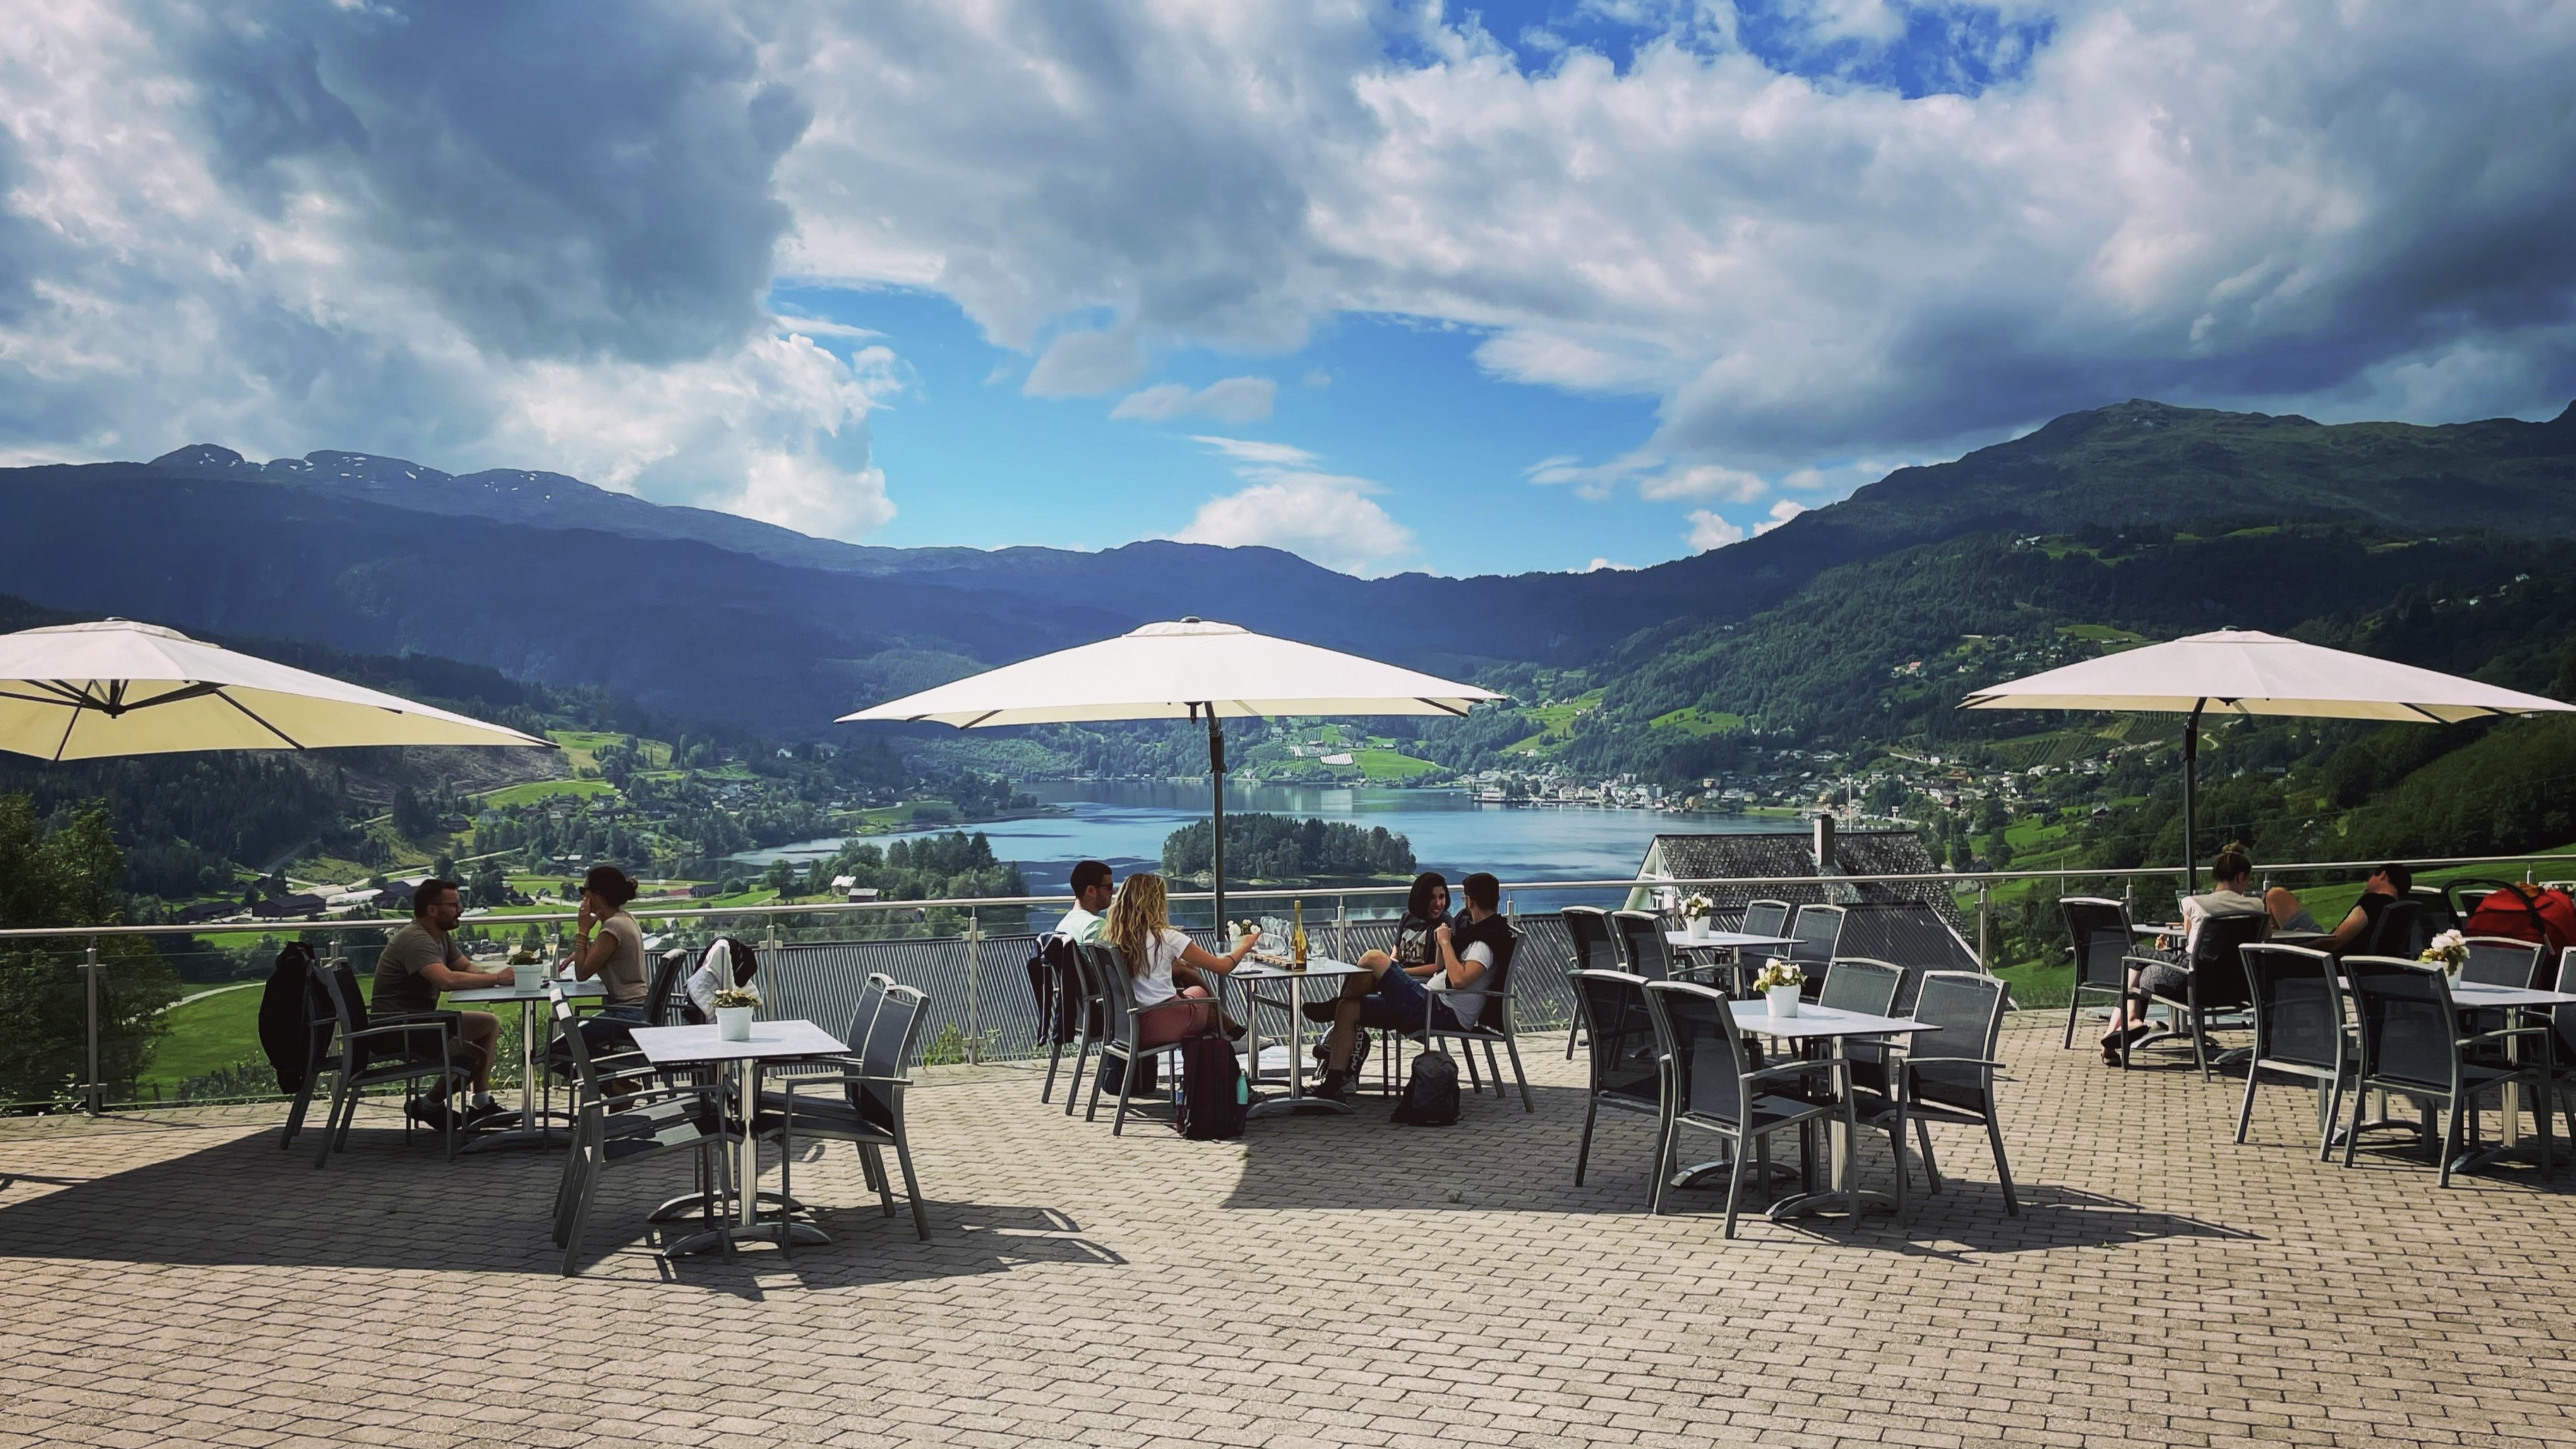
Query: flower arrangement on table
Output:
[[1679, 893, 1714, 920], [1751, 959, 1805, 992], [2418, 929, 2469, 977], [712, 986, 761, 1010]]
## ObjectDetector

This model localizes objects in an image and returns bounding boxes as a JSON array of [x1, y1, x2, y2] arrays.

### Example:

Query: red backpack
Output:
[[2460, 881, 2576, 974]]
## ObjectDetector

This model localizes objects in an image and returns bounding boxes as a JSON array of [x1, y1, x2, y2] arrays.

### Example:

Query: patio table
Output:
[[629, 1019, 846, 1254], [445, 975, 604, 1152], [1700, 1001, 1936, 1222], [1666, 930, 1799, 952], [2450, 980, 2576, 1165], [1233, 958, 1371, 1117]]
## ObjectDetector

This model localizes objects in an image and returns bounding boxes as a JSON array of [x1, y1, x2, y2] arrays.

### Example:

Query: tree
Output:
[[0, 795, 183, 1105]]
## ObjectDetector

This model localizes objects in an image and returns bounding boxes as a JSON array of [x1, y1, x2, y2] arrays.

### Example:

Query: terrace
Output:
[[3, 865, 2573, 1448]]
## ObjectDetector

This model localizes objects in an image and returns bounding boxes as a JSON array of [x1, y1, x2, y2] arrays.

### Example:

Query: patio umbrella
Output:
[[0, 618, 554, 760], [837, 618, 1500, 923], [1959, 628, 2572, 890]]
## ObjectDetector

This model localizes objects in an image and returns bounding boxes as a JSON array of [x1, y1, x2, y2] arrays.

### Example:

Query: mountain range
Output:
[[4, 397, 2572, 741]]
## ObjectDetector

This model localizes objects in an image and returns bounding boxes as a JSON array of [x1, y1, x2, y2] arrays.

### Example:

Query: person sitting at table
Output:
[[2096, 842, 2269, 1064], [1301, 871, 1447, 1080], [1101, 872, 1254, 1048], [564, 865, 651, 1057], [1314, 872, 1506, 1101], [2267, 862, 2414, 954], [1057, 859, 1114, 944], [373, 877, 516, 1127]]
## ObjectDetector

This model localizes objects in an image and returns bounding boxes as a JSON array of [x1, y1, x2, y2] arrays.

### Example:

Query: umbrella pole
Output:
[[1205, 709, 1226, 931], [2183, 699, 2204, 895]]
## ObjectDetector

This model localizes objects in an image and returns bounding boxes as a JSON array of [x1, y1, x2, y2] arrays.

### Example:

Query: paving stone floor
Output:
[[2, 1016, 2572, 1448]]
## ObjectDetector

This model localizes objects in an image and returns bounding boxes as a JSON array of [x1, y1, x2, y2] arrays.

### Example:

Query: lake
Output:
[[733, 779, 1793, 899]]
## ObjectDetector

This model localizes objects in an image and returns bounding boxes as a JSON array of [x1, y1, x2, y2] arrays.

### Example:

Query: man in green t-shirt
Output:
[[376, 877, 515, 1126]]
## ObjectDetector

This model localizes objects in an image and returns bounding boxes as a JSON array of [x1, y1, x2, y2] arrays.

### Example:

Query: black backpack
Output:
[[1171, 1036, 1246, 1139], [1390, 1049, 1461, 1126]]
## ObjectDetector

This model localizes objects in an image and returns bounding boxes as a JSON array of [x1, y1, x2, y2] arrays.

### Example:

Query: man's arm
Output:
[[2321, 904, 2372, 955], [421, 954, 508, 991]]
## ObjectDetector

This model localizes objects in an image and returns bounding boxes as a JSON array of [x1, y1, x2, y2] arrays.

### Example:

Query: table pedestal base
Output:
[[1245, 1092, 1351, 1118], [1767, 1188, 1897, 1221], [649, 1188, 804, 1222], [661, 1216, 832, 1258]]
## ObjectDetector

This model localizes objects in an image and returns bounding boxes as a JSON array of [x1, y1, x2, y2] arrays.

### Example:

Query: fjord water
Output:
[[737, 779, 1786, 897]]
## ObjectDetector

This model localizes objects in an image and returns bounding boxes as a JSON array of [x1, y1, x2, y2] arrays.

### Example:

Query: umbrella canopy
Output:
[[839, 618, 1502, 922], [838, 618, 1500, 727], [1960, 628, 2573, 889], [0, 619, 555, 761], [1958, 629, 2573, 723]]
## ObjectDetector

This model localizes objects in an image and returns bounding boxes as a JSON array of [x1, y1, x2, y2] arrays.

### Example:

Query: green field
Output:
[[1648, 706, 1746, 738], [1504, 688, 1603, 754], [479, 778, 615, 807], [2055, 623, 2149, 647], [1351, 748, 1439, 781]]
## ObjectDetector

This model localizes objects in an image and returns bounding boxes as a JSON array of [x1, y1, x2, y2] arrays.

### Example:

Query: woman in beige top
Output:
[[566, 865, 650, 1057]]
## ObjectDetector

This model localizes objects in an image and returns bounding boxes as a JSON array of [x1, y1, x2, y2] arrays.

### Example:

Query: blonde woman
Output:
[[1103, 872, 1252, 1047]]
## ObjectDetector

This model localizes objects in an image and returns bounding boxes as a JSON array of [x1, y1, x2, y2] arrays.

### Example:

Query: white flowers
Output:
[[1753, 959, 1805, 992], [1680, 894, 1715, 918], [2419, 930, 2468, 974], [712, 986, 761, 1010]]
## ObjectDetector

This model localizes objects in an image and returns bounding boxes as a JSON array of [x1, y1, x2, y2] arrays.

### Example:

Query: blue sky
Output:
[[5, 2, 2575, 578]]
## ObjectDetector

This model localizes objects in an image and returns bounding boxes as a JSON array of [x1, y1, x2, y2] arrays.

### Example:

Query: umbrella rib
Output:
[[49, 705, 79, 764], [0, 685, 89, 709], [1418, 697, 1471, 717], [213, 689, 308, 750], [959, 709, 1002, 729]]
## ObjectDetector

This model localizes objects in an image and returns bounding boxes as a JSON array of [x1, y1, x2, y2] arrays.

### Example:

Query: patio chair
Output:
[[277, 949, 340, 1153], [549, 984, 737, 1275], [2059, 897, 2136, 1050], [2460, 937, 2543, 989], [1061, 934, 1112, 1115], [2121, 913, 2266, 1079], [1082, 943, 1188, 1136], [1741, 899, 1792, 942], [1641, 980, 1845, 1235], [1783, 904, 1847, 1001], [1562, 906, 1622, 1058], [2546, 949, 2576, 1145], [1401, 923, 1532, 1112], [1569, 969, 1666, 1195], [2342, 956, 2553, 1187], [1855, 970, 2016, 1222], [2359, 899, 2428, 958], [1612, 909, 1689, 983], [756, 978, 935, 1242], [2234, 944, 2354, 1160], [307, 959, 471, 1169], [1035, 932, 1086, 1104], [1815, 958, 1903, 1095]]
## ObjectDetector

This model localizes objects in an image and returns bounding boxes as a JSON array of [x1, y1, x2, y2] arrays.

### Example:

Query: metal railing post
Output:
[[84, 936, 103, 1116], [1334, 896, 1348, 961], [963, 909, 985, 1065], [1976, 883, 1991, 970]]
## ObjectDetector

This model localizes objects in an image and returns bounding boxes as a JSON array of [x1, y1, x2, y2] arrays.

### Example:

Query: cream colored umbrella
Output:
[[1960, 628, 2572, 888], [839, 618, 1500, 922], [0, 618, 554, 760]]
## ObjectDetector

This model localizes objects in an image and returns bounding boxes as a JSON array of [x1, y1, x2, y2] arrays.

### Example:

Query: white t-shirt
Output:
[[2181, 888, 2266, 954], [685, 939, 736, 1019], [1444, 941, 1495, 1026], [1129, 927, 1194, 1009], [1057, 905, 1103, 944]]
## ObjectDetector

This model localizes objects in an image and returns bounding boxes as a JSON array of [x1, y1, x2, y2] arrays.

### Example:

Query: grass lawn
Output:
[[1352, 748, 1439, 781], [479, 778, 615, 808], [146, 977, 383, 1093], [1648, 706, 1746, 738], [1504, 688, 1604, 755]]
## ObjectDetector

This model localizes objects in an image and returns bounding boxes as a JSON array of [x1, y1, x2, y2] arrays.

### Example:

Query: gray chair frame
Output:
[[1862, 970, 2016, 1222], [1610, 909, 1679, 982], [1062, 936, 1112, 1115], [1562, 906, 1622, 1058], [758, 975, 934, 1242], [2120, 913, 2267, 1079], [2233, 944, 2354, 1160], [550, 983, 737, 1275], [308, 959, 469, 1169], [2342, 955, 2554, 1187], [1569, 968, 1667, 1194], [1082, 943, 1192, 1136], [1783, 904, 1847, 999], [1641, 979, 1845, 1236], [2460, 936, 2544, 989], [1399, 929, 1533, 1112], [1816, 958, 1904, 1096], [1035, 933, 1086, 1105], [2060, 896, 2137, 1050], [1741, 899, 1792, 942]]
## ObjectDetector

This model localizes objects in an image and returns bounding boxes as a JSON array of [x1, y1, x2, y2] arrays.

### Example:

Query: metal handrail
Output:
[[2, 847, 2568, 941]]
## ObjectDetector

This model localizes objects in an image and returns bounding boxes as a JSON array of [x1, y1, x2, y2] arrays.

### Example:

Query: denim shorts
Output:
[[1351, 966, 1463, 1033]]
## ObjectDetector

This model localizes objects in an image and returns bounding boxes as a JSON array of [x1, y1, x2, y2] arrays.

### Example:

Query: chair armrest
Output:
[[777, 1071, 907, 1096], [2457, 1026, 2552, 1046], [2119, 954, 2181, 973], [345, 1017, 462, 1042], [1900, 1056, 2012, 1073], [1745, 1059, 1840, 1088]]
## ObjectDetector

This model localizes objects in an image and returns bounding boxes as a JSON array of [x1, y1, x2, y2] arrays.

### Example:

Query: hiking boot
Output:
[[1313, 1029, 1369, 1076], [1312, 1069, 1355, 1102]]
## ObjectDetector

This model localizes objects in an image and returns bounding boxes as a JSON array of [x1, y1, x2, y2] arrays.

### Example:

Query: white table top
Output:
[[2451, 981, 2576, 1008], [628, 1020, 846, 1066], [1727, 1000, 1935, 1041], [1669, 931, 1799, 951], [447, 975, 605, 1004], [1233, 957, 1372, 980]]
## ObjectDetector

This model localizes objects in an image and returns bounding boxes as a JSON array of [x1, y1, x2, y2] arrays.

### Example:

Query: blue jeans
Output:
[[1351, 966, 1463, 1033], [575, 1003, 647, 1059]]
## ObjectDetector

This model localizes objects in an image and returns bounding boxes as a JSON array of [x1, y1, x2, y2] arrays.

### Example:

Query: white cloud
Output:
[[1109, 375, 1276, 423], [1581, 557, 1638, 572], [1686, 510, 1747, 552], [1754, 499, 1807, 536], [1639, 463, 1770, 503], [1174, 435, 1413, 575], [1024, 324, 1145, 397]]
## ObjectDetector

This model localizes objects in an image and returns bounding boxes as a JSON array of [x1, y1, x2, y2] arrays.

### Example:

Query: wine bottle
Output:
[[1290, 898, 1308, 968]]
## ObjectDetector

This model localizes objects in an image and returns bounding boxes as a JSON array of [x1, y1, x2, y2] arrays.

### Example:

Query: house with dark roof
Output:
[[1628, 817, 1982, 973]]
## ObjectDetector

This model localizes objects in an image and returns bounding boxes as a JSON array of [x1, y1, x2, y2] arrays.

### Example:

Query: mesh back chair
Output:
[[2548, 949, 2576, 1146], [1783, 905, 1847, 1000], [1641, 980, 1845, 1235], [277, 951, 340, 1153], [1062, 937, 1111, 1116], [2360, 899, 2428, 958], [2234, 945, 2355, 1160], [1612, 910, 1679, 982], [643, 949, 690, 1027], [1741, 900, 1792, 942], [1563, 907, 1623, 1058], [549, 983, 736, 1275], [2460, 937, 2543, 989], [308, 960, 471, 1168], [2060, 897, 2137, 1050], [1816, 958, 1903, 1095], [1409, 924, 1532, 1112], [756, 978, 934, 1242], [1855, 971, 2015, 1222], [2342, 956, 2553, 1187], [2125, 913, 2266, 1079], [2411, 886, 2462, 935], [1569, 970, 1666, 1194], [1036, 933, 1086, 1104], [1082, 943, 1191, 1136]]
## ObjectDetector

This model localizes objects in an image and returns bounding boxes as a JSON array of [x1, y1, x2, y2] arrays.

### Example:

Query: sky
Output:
[[4, 2, 2575, 578]]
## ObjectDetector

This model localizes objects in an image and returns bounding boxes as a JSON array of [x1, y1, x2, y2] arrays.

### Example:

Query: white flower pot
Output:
[[1687, 917, 1709, 942], [716, 1006, 755, 1042], [512, 963, 545, 992], [1767, 985, 1802, 1018]]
